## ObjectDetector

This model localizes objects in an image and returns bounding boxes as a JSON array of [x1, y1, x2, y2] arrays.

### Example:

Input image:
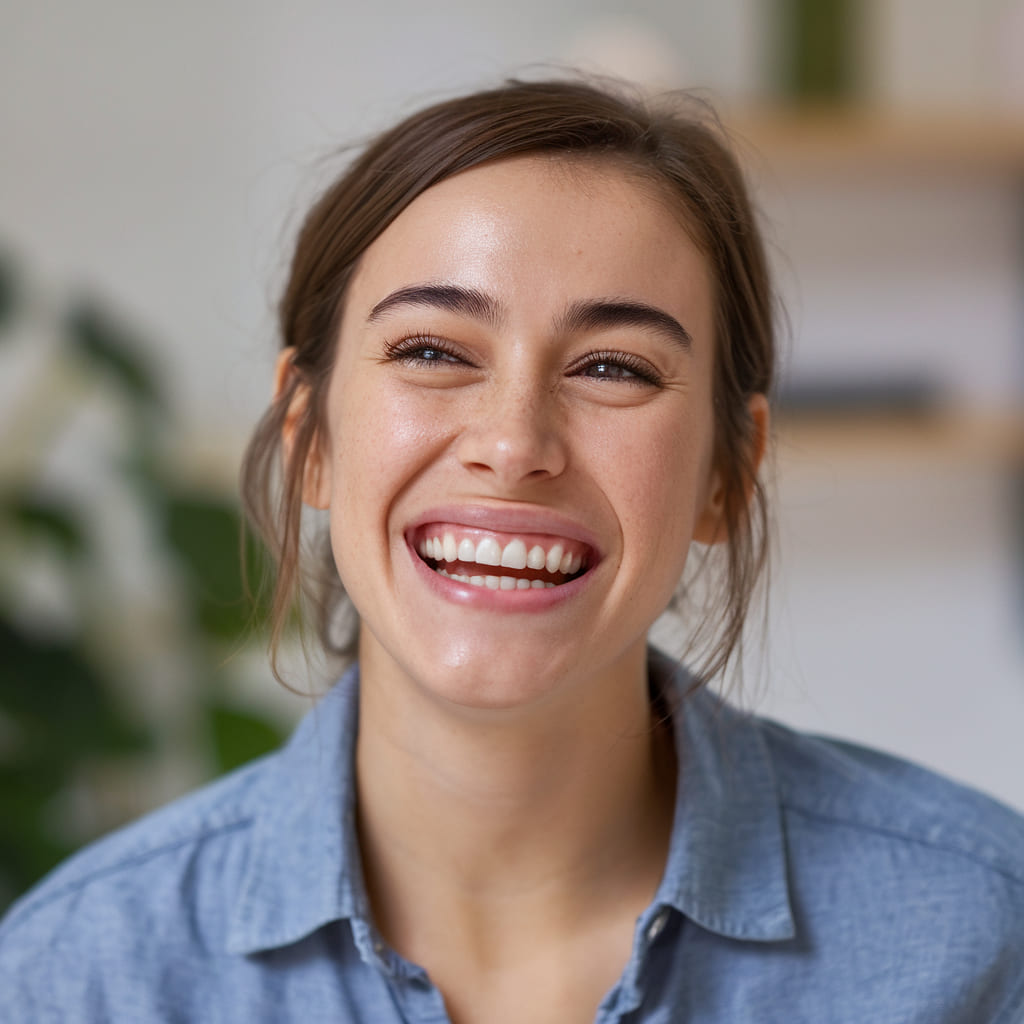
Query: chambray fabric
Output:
[[3, 651, 1024, 1022]]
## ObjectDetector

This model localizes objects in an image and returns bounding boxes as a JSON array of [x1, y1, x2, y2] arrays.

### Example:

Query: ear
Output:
[[274, 347, 331, 510], [693, 393, 770, 545]]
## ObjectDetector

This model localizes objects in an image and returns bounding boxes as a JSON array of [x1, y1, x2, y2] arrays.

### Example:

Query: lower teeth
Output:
[[436, 568, 554, 589]]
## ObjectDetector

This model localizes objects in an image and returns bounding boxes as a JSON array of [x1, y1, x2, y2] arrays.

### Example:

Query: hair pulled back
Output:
[[241, 77, 775, 684]]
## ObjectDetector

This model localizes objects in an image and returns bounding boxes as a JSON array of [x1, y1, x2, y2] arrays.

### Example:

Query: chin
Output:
[[383, 638, 591, 716]]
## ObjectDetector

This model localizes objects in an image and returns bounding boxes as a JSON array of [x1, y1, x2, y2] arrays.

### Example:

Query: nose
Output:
[[456, 380, 568, 487]]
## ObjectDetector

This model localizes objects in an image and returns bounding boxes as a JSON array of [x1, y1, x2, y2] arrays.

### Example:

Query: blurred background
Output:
[[1, 0, 1022, 908]]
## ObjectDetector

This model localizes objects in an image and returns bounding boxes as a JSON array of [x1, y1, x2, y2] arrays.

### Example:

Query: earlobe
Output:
[[693, 473, 727, 546], [693, 393, 770, 546], [745, 392, 771, 481], [274, 347, 332, 510]]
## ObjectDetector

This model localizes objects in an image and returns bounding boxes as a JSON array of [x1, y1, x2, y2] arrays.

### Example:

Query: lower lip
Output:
[[407, 541, 594, 612]]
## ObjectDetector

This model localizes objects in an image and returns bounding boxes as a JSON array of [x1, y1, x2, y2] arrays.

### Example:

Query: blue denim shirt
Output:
[[3, 651, 1024, 1022]]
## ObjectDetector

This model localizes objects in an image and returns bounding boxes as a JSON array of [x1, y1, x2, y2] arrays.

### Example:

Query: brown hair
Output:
[[241, 77, 775, 684]]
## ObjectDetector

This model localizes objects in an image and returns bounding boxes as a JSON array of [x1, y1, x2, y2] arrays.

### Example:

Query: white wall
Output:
[[2, 1, 1022, 809], [0, 0, 764, 437]]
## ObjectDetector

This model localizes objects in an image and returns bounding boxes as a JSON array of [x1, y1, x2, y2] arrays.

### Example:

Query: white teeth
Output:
[[476, 537, 502, 566], [545, 544, 564, 574], [527, 545, 546, 570], [443, 533, 457, 562], [438, 573, 562, 590], [500, 538, 527, 569], [421, 529, 586, 578]]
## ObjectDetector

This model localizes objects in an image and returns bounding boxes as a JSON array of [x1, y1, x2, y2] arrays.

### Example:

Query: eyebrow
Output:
[[366, 283, 502, 327], [365, 283, 692, 351], [557, 298, 693, 351]]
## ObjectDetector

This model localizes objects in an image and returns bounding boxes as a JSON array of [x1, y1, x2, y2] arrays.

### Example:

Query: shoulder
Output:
[[757, 717, 1024, 1020], [0, 671, 375, 1022], [758, 716, 1024, 883], [0, 753, 273, 1000]]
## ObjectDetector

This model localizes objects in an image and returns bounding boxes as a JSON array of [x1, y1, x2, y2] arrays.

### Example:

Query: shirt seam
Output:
[[782, 802, 1024, 888], [4, 817, 254, 929]]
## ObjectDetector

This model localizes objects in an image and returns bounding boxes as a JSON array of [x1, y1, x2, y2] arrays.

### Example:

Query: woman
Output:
[[2, 79, 1023, 1023]]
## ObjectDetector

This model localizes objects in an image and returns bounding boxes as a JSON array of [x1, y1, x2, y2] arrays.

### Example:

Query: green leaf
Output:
[[0, 493, 86, 559], [0, 617, 149, 761], [163, 491, 267, 640], [63, 298, 164, 413], [0, 762, 81, 909], [206, 702, 286, 774]]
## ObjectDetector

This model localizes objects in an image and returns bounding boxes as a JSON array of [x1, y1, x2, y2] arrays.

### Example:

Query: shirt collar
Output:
[[227, 663, 366, 955], [228, 651, 795, 954], [650, 648, 795, 941]]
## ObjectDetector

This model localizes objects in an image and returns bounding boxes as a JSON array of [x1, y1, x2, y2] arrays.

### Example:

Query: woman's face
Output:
[[305, 155, 724, 710]]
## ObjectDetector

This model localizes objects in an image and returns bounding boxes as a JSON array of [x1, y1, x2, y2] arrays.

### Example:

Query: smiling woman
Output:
[[2, 79, 1024, 1024], [290, 154, 732, 716], [249, 84, 773, 698]]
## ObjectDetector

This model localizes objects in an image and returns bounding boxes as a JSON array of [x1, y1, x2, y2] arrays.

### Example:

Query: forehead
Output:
[[346, 154, 712, 331]]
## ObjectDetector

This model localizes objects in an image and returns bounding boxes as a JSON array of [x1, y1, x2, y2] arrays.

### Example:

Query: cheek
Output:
[[606, 406, 715, 565], [332, 381, 453, 512]]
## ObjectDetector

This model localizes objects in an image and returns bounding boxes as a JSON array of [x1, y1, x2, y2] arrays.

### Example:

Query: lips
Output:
[[410, 523, 593, 591]]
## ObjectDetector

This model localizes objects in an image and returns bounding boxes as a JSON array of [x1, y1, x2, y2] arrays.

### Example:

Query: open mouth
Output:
[[412, 526, 592, 591]]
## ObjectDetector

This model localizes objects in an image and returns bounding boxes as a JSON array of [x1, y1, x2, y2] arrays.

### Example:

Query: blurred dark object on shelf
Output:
[[776, 374, 944, 418], [776, 0, 862, 103]]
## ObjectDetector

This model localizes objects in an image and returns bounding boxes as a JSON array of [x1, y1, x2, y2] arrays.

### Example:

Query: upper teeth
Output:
[[418, 533, 584, 576]]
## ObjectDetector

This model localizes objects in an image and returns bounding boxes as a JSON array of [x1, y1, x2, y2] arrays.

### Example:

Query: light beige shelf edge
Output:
[[775, 411, 1024, 465], [724, 106, 1024, 176]]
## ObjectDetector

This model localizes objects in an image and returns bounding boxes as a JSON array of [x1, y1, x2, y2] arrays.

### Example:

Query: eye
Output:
[[382, 335, 473, 367], [569, 350, 662, 387]]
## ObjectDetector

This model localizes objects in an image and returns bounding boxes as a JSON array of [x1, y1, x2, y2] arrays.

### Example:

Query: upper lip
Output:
[[406, 503, 603, 556]]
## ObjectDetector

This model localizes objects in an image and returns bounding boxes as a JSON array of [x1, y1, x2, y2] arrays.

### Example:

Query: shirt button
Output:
[[646, 909, 669, 944]]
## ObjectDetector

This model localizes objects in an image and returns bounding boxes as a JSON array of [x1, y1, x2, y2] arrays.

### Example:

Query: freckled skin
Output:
[[306, 155, 723, 714]]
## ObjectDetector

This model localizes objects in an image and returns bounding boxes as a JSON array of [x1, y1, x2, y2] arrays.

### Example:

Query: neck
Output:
[[354, 639, 676, 966]]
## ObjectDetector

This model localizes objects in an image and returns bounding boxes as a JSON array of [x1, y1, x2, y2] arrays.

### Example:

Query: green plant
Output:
[[0, 251, 288, 910]]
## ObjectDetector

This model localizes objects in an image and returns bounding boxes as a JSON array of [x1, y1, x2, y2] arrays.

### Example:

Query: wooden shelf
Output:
[[775, 409, 1024, 465], [721, 109, 1024, 469], [724, 106, 1024, 177]]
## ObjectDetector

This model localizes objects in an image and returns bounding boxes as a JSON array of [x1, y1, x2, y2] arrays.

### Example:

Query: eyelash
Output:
[[383, 335, 471, 366], [570, 350, 663, 387], [383, 335, 663, 387]]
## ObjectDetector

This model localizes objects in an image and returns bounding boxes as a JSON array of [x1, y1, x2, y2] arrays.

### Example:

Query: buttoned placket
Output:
[[590, 903, 675, 1023], [385, 953, 450, 1024], [349, 916, 449, 1023]]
